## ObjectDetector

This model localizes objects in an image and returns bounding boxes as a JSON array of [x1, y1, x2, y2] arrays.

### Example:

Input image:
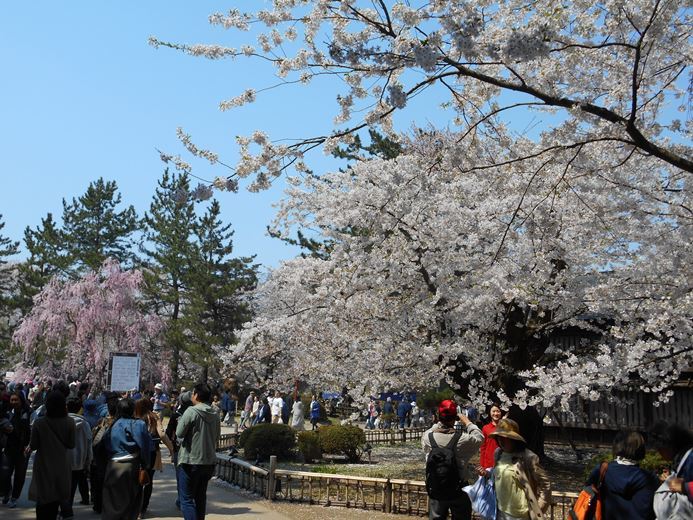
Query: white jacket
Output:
[[271, 397, 284, 417]]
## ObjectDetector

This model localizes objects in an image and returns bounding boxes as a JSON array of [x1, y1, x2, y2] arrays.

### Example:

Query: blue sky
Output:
[[0, 2, 327, 270], [0, 2, 546, 272]]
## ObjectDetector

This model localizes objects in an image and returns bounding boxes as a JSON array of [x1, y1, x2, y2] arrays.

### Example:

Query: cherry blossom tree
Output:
[[149, 1, 691, 409], [150, 0, 691, 189], [13, 259, 167, 390], [232, 129, 691, 411]]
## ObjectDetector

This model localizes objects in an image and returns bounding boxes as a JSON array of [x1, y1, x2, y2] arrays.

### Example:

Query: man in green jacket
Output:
[[176, 382, 221, 520]]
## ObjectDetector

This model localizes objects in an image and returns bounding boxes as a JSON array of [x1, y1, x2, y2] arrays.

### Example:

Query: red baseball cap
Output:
[[438, 399, 457, 420]]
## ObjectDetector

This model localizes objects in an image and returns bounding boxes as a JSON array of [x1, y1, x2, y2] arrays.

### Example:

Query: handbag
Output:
[[138, 468, 151, 486], [653, 448, 693, 520], [568, 461, 608, 520], [463, 473, 497, 520]]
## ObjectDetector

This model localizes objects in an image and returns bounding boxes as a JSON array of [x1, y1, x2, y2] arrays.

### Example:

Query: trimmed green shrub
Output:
[[297, 431, 322, 462], [318, 425, 366, 462], [238, 423, 296, 461]]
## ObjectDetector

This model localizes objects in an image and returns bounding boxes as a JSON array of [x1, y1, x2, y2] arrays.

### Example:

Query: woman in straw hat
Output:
[[482, 418, 551, 520]]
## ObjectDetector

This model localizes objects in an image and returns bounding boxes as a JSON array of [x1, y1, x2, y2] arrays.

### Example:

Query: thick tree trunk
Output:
[[507, 404, 546, 460]]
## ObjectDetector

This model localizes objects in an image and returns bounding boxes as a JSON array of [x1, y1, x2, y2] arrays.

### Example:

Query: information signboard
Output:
[[108, 352, 141, 392]]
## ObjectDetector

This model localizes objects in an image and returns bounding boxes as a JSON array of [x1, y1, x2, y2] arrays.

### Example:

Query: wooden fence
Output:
[[215, 454, 579, 518], [548, 387, 693, 430], [217, 433, 238, 451], [364, 426, 427, 445]]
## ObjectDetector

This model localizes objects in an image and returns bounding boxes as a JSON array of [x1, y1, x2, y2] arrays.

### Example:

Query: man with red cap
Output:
[[422, 399, 484, 519]]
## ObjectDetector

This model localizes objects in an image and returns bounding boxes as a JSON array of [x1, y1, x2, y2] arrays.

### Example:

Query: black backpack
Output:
[[425, 431, 463, 500]]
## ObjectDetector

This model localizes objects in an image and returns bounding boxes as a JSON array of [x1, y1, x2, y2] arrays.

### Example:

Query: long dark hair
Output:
[[10, 389, 29, 411], [115, 397, 135, 420]]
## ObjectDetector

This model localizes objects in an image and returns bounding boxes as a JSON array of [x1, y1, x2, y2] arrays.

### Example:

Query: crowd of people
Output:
[[3, 377, 692, 520], [365, 395, 428, 430], [233, 391, 318, 431], [421, 399, 693, 520], [0, 378, 220, 520]]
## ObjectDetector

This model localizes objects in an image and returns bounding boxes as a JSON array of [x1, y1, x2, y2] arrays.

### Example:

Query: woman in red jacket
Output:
[[478, 403, 503, 470]]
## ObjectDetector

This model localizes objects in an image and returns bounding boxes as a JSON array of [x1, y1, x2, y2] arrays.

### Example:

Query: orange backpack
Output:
[[568, 462, 608, 520]]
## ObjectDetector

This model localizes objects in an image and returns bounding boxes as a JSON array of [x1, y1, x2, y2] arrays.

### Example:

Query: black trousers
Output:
[[428, 492, 472, 520], [72, 468, 89, 503], [0, 449, 29, 499], [36, 501, 60, 520], [141, 468, 156, 512], [89, 461, 105, 513]]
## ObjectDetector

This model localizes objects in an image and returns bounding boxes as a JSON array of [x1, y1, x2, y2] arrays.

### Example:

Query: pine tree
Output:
[[15, 213, 68, 315], [141, 170, 199, 383], [61, 178, 138, 273], [142, 170, 259, 383], [16, 179, 138, 317], [186, 200, 258, 380]]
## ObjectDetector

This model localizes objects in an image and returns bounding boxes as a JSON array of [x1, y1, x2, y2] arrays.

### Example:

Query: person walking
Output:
[[310, 396, 320, 430], [586, 430, 658, 520], [135, 397, 174, 517], [61, 397, 93, 517], [422, 399, 484, 520], [220, 389, 236, 426], [255, 397, 271, 424], [383, 397, 394, 429], [176, 382, 221, 520], [398, 398, 412, 429], [485, 418, 551, 520], [27, 390, 76, 520], [102, 398, 152, 520], [166, 391, 193, 511], [1, 390, 31, 508], [152, 383, 169, 420], [250, 395, 260, 426], [291, 398, 305, 430], [366, 399, 377, 430], [89, 392, 119, 514], [239, 391, 255, 430], [270, 391, 284, 424]]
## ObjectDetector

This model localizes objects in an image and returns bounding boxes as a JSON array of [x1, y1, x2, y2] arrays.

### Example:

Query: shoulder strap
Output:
[[428, 432, 439, 449], [598, 461, 609, 486], [675, 448, 693, 476], [445, 431, 463, 450]]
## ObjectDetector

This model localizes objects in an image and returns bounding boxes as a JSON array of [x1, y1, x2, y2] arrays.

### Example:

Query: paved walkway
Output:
[[2, 453, 289, 519]]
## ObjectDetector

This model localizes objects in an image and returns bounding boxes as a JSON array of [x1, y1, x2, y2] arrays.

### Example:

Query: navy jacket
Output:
[[587, 460, 658, 520]]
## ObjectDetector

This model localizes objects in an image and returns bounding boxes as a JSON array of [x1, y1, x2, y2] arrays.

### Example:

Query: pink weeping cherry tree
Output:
[[13, 258, 169, 390]]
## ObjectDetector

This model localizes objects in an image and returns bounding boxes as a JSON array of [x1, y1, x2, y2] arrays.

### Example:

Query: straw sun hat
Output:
[[489, 418, 527, 443]]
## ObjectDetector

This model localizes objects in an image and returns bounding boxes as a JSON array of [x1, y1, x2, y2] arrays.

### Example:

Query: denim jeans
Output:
[[177, 463, 215, 520]]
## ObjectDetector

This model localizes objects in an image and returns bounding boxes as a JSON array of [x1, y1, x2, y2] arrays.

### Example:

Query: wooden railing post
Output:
[[384, 479, 392, 513], [267, 455, 278, 501]]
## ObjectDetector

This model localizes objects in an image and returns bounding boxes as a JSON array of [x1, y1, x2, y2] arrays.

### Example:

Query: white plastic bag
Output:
[[463, 472, 496, 520]]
